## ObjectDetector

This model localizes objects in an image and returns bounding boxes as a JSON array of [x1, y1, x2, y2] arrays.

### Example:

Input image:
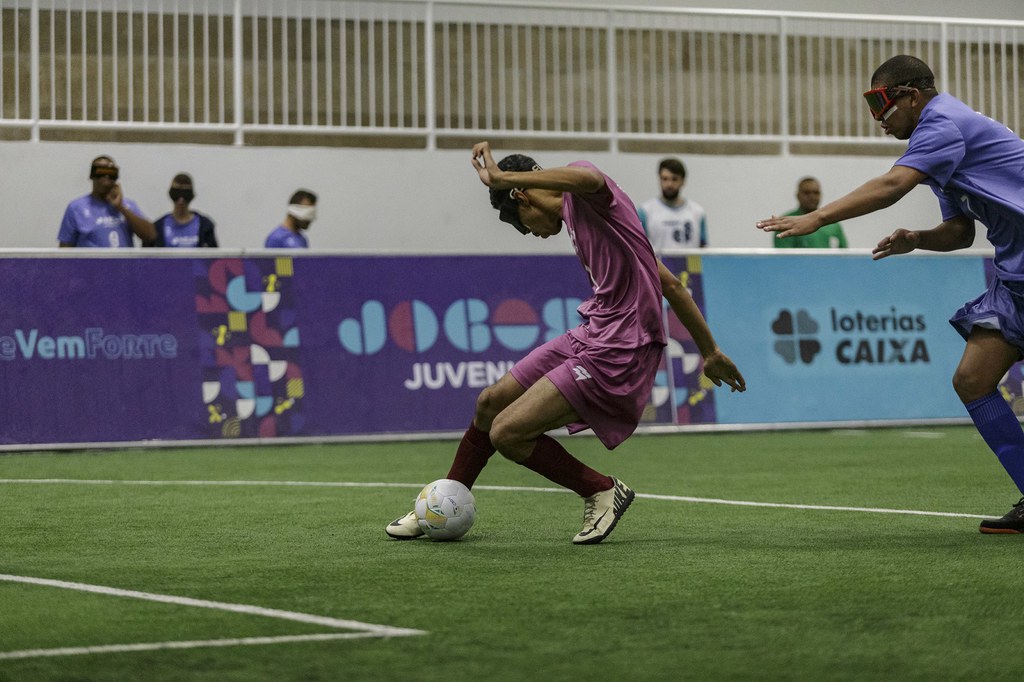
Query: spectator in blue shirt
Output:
[[265, 189, 317, 248], [145, 173, 218, 248], [58, 156, 155, 248]]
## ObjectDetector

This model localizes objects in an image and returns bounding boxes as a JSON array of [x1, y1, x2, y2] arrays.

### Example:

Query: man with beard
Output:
[[264, 189, 317, 248], [637, 157, 707, 253], [58, 155, 155, 248]]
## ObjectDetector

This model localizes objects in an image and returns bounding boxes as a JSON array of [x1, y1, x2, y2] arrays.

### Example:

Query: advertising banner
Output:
[[698, 253, 988, 424], [0, 252, 996, 447]]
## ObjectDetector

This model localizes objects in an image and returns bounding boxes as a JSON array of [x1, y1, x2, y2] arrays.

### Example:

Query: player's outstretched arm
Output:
[[756, 165, 926, 239], [872, 215, 976, 260], [657, 261, 746, 393]]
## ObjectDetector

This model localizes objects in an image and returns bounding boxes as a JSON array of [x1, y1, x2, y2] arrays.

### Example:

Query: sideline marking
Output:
[[0, 478, 990, 519], [0, 574, 423, 661], [0, 633, 380, 661]]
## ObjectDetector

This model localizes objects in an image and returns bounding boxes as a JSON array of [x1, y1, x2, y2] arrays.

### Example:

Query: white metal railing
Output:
[[1, 0, 1022, 150]]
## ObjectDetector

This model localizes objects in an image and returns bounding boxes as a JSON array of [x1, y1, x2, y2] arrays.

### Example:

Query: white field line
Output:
[[0, 633, 382, 661], [0, 478, 991, 519], [0, 573, 424, 661]]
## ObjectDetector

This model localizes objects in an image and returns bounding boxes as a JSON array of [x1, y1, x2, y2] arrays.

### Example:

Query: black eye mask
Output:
[[169, 188, 195, 203]]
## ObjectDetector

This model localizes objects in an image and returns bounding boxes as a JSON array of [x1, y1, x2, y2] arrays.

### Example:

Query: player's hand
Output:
[[872, 228, 919, 260], [106, 183, 123, 208], [755, 213, 819, 239], [471, 141, 506, 189], [703, 350, 746, 393]]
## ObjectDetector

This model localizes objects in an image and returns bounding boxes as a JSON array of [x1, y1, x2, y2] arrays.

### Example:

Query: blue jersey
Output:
[[895, 93, 1024, 280], [58, 194, 147, 248], [149, 212, 218, 248], [264, 225, 308, 249]]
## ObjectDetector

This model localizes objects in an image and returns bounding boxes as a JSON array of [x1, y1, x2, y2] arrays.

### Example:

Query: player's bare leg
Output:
[[489, 378, 635, 544]]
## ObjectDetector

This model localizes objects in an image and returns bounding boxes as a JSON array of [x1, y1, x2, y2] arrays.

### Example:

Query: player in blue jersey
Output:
[[58, 156, 156, 248], [757, 55, 1024, 534], [145, 173, 218, 248], [265, 189, 317, 248]]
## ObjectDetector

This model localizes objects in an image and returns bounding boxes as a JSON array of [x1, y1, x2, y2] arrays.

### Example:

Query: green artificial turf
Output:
[[1, 427, 1023, 680]]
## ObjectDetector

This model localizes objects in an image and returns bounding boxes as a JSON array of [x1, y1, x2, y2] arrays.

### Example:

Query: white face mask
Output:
[[287, 203, 317, 222]]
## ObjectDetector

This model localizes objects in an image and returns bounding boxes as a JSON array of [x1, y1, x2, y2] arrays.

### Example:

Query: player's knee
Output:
[[488, 416, 529, 463], [952, 368, 993, 403], [487, 417, 513, 454], [474, 385, 503, 424]]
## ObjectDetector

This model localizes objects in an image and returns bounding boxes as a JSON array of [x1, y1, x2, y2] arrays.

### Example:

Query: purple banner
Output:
[[1, 252, 990, 447], [2, 254, 642, 445]]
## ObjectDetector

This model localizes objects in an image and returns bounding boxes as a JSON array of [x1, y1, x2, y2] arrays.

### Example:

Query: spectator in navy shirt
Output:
[[58, 156, 156, 248], [145, 173, 218, 248], [264, 189, 317, 248]]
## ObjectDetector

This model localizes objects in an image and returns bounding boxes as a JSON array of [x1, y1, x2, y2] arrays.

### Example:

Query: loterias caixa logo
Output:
[[771, 306, 930, 366]]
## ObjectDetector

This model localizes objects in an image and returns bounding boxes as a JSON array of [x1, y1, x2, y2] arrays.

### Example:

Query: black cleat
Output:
[[979, 497, 1024, 534]]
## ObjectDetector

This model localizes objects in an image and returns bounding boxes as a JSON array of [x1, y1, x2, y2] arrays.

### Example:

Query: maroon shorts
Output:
[[509, 331, 664, 450]]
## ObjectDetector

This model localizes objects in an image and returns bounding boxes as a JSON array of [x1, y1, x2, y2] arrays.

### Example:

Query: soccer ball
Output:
[[414, 479, 476, 541]]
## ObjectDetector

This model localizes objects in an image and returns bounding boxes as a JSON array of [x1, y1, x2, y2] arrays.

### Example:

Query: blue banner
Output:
[[700, 254, 987, 423]]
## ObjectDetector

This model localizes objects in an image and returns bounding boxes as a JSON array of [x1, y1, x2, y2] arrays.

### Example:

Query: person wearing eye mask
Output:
[[264, 189, 318, 249], [58, 155, 156, 248], [144, 173, 218, 248]]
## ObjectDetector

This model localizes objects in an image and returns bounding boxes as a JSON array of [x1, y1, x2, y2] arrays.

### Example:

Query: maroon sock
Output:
[[445, 423, 496, 488], [519, 434, 613, 497]]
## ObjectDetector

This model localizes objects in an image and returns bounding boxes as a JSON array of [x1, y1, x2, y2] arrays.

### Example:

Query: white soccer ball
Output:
[[414, 479, 476, 541]]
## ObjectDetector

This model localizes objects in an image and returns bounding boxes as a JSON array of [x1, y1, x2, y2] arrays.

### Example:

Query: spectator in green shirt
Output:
[[773, 177, 848, 248]]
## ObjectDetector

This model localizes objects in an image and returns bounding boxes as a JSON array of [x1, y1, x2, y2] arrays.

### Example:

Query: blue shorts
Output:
[[510, 330, 664, 450], [950, 277, 1024, 353]]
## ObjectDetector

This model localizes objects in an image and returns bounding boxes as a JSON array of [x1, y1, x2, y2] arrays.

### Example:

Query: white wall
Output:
[[16, 140, 976, 254], [12, 1, 1016, 253]]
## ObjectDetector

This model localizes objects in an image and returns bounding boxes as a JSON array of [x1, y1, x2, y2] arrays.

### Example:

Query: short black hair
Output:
[[289, 189, 317, 205], [171, 172, 193, 187], [488, 154, 540, 213], [488, 154, 541, 234], [658, 157, 686, 179], [871, 55, 936, 90]]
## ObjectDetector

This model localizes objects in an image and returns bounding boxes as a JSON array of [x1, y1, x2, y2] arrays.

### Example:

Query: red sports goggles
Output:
[[862, 85, 915, 120]]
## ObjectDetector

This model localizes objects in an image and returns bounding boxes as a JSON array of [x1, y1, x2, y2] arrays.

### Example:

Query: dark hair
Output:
[[171, 173, 193, 187], [488, 154, 540, 213], [658, 157, 686, 179], [289, 189, 317, 205], [871, 55, 936, 90]]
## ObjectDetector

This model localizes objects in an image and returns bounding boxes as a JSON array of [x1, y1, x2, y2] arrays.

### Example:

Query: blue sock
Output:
[[966, 392, 1024, 495]]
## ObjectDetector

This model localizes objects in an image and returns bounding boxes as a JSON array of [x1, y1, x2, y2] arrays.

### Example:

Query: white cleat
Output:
[[572, 478, 635, 545], [385, 510, 424, 540]]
